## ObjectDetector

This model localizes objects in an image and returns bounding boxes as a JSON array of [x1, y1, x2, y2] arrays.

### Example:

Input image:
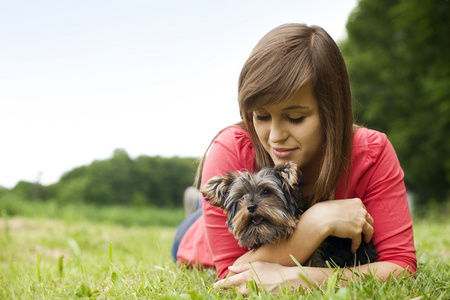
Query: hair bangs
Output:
[[238, 24, 316, 118]]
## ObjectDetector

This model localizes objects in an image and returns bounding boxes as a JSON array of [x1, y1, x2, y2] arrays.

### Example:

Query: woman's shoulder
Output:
[[352, 127, 389, 163], [203, 125, 255, 177], [338, 127, 404, 199], [215, 125, 251, 143], [214, 126, 254, 155]]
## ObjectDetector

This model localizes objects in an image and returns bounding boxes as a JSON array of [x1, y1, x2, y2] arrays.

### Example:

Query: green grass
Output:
[[0, 195, 185, 227], [0, 201, 448, 299]]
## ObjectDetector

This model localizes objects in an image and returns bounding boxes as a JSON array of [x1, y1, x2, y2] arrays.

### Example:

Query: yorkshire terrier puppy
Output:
[[201, 162, 377, 267], [201, 161, 304, 249]]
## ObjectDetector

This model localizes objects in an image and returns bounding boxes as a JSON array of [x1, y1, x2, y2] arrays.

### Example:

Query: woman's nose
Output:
[[269, 120, 288, 143]]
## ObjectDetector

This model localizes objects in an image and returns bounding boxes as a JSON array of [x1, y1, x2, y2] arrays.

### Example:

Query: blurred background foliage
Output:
[[0, 0, 449, 214], [1, 149, 198, 208], [341, 0, 449, 211]]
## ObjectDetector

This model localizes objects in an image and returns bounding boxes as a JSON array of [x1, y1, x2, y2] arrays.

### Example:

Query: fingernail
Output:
[[213, 281, 221, 290]]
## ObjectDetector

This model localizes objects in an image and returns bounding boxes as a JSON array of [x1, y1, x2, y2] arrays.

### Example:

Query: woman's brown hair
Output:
[[197, 24, 353, 204]]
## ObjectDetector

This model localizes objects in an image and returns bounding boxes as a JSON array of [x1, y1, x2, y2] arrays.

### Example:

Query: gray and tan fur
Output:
[[201, 162, 303, 249]]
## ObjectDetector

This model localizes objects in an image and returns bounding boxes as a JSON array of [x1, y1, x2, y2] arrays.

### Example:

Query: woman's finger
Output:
[[212, 264, 251, 290], [351, 234, 362, 254], [238, 285, 249, 296], [363, 222, 374, 243], [214, 268, 251, 290], [228, 263, 251, 274], [213, 278, 227, 290], [366, 212, 374, 225], [214, 276, 241, 290]]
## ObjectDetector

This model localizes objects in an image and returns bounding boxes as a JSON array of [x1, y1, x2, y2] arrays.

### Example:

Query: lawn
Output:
[[0, 202, 448, 299]]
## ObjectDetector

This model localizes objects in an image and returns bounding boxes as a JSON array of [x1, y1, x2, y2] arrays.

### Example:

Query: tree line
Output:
[[341, 0, 449, 209], [1, 149, 199, 207]]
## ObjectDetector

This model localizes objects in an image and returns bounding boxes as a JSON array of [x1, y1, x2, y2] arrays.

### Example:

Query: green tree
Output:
[[2, 149, 198, 207], [11, 181, 46, 201], [42, 149, 198, 207], [132, 155, 198, 207], [83, 149, 134, 205], [342, 0, 450, 208], [46, 165, 90, 204]]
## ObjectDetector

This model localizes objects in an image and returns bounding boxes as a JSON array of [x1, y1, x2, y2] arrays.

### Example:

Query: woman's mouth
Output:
[[272, 147, 296, 158]]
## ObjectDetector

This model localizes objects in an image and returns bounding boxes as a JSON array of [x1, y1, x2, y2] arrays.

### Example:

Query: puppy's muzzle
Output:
[[247, 204, 257, 213]]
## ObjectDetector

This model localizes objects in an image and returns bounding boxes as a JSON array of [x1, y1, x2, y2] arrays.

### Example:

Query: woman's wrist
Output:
[[282, 265, 328, 290], [284, 266, 307, 289], [298, 202, 332, 240]]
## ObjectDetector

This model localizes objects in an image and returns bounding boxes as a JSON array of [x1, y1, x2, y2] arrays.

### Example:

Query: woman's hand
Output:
[[214, 261, 407, 295], [214, 262, 308, 295], [310, 198, 374, 253]]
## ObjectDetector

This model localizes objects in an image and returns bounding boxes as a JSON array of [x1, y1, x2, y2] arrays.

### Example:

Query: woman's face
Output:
[[253, 84, 324, 171]]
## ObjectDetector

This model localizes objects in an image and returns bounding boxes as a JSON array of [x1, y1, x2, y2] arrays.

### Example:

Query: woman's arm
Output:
[[217, 260, 407, 295], [231, 198, 374, 268]]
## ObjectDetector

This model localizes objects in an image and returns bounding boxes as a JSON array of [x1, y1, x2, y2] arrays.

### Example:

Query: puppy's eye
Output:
[[262, 189, 271, 195]]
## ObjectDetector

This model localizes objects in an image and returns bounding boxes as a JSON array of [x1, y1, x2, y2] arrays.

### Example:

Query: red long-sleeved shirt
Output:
[[177, 126, 417, 279]]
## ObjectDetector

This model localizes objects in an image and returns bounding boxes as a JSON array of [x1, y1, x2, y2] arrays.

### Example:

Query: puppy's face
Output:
[[201, 162, 303, 249]]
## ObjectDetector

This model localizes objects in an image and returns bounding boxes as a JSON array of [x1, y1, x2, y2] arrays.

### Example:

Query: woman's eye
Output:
[[288, 116, 305, 124], [255, 115, 271, 121]]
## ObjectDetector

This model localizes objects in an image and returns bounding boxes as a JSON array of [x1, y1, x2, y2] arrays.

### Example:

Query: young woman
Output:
[[172, 23, 416, 294]]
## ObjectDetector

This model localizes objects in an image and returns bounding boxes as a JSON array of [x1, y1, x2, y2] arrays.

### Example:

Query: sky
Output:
[[0, 0, 358, 189]]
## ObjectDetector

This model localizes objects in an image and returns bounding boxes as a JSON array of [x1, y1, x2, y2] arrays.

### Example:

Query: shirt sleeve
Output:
[[353, 129, 417, 273], [201, 126, 255, 279]]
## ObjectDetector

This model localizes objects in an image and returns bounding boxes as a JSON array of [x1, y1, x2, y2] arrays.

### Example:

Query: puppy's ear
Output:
[[273, 162, 302, 189], [274, 162, 304, 214], [200, 172, 237, 209]]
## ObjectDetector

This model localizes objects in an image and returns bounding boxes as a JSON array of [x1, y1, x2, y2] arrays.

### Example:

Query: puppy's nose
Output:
[[247, 204, 257, 213]]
